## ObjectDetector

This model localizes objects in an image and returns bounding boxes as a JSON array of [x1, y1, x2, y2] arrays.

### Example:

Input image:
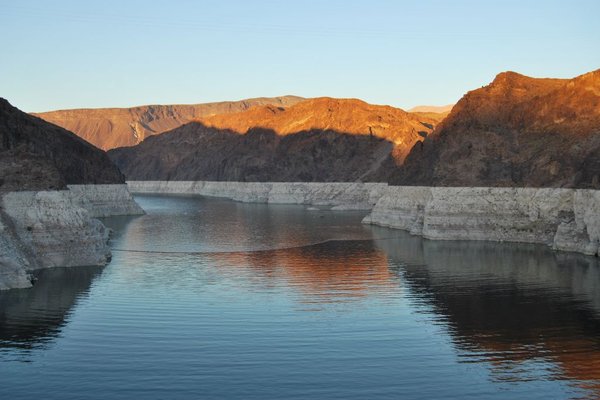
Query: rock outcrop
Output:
[[108, 98, 439, 182], [33, 96, 306, 150], [363, 186, 600, 257], [1, 99, 143, 290], [0, 98, 125, 192], [393, 69, 600, 188], [0, 185, 143, 290]]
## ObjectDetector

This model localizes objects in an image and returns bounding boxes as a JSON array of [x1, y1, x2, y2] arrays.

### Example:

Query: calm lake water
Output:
[[1, 194, 600, 399]]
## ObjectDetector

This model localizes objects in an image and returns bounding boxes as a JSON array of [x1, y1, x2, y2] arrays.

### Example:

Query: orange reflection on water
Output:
[[209, 240, 397, 303]]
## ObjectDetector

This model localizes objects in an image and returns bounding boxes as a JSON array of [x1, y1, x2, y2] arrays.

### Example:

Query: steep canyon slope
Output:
[[393, 69, 600, 188], [0, 98, 124, 192]]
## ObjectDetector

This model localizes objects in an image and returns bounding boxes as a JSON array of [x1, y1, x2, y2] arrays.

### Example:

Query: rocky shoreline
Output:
[[128, 180, 388, 210], [0, 184, 143, 290], [128, 181, 600, 257]]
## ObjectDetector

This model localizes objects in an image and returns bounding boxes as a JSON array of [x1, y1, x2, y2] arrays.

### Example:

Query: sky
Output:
[[1, 0, 599, 112]]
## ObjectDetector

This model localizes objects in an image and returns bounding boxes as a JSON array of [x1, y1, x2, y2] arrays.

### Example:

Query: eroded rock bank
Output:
[[0, 184, 143, 290], [128, 181, 600, 257], [363, 186, 600, 257], [128, 181, 388, 210]]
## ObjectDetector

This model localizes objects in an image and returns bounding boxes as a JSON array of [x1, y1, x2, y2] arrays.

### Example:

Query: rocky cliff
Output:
[[0, 99, 143, 290], [0, 185, 143, 290], [393, 69, 600, 188], [33, 96, 306, 150], [363, 186, 600, 256], [108, 98, 438, 182], [0, 98, 125, 192]]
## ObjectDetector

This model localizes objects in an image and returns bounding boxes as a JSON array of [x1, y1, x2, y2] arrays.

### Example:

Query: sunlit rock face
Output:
[[108, 98, 440, 182], [199, 97, 437, 162], [393, 69, 600, 189], [33, 96, 306, 150]]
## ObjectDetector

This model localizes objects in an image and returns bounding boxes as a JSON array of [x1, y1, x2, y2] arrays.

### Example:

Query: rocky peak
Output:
[[392, 68, 600, 188]]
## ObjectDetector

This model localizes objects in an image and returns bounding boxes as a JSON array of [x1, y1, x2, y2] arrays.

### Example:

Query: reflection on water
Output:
[[374, 229, 600, 395], [0, 194, 599, 399], [0, 266, 103, 356], [209, 240, 398, 304]]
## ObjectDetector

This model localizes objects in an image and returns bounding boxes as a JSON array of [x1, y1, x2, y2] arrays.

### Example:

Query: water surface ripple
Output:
[[1, 194, 599, 399]]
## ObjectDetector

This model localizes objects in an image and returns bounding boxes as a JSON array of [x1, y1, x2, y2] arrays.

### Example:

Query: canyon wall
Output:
[[128, 181, 600, 257], [392, 70, 600, 189], [0, 184, 143, 290], [108, 98, 440, 183], [363, 186, 600, 257]]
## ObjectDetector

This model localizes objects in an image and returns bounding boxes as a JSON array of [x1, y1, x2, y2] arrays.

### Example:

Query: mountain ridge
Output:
[[108, 98, 441, 182], [33, 96, 306, 150], [392, 68, 600, 188]]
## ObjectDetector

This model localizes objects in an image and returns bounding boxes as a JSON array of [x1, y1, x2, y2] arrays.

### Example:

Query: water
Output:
[[1, 194, 600, 399]]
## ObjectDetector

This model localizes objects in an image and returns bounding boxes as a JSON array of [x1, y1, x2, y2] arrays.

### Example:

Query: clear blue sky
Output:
[[1, 0, 599, 112]]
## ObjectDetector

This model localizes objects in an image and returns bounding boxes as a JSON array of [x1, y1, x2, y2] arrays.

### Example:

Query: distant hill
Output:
[[408, 104, 454, 114], [0, 98, 124, 192], [407, 105, 453, 124], [393, 69, 600, 188], [33, 96, 306, 151], [108, 98, 440, 182]]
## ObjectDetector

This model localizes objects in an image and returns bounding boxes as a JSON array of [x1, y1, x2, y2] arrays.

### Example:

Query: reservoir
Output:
[[1, 194, 599, 399]]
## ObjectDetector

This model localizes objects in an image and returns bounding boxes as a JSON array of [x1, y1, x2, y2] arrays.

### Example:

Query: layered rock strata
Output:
[[128, 181, 387, 210], [363, 186, 600, 257], [0, 184, 143, 290]]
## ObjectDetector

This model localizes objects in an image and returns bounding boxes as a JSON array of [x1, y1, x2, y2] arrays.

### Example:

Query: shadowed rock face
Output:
[[33, 96, 306, 151], [110, 124, 396, 182], [0, 98, 124, 192], [0, 265, 103, 350], [108, 98, 439, 182], [392, 69, 600, 188]]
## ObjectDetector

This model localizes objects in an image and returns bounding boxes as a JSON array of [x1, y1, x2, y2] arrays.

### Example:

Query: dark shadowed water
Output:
[[1, 194, 600, 399]]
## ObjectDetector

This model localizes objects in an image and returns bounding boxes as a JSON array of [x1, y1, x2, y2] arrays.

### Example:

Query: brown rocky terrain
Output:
[[0, 98, 125, 191], [393, 69, 600, 188], [108, 98, 439, 182], [200, 97, 437, 162], [34, 96, 305, 151]]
